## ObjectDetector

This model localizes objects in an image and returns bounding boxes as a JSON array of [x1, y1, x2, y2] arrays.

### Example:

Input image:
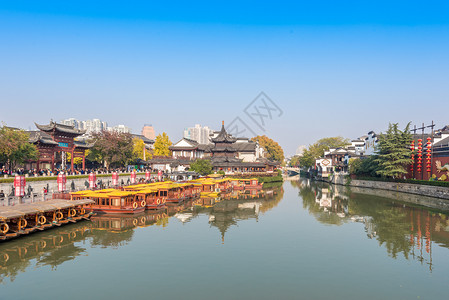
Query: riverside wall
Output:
[[331, 174, 449, 201]]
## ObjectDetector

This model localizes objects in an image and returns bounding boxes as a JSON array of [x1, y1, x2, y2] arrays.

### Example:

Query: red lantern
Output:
[[145, 171, 150, 181], [130, 170, 136, 184], [112, 172, 119, 186], [57, 173, 67, 192], [14, 175, 26, 197], [89, 173, 96, 189]]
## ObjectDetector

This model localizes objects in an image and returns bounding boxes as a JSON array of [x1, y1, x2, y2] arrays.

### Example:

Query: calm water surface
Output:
[[1, 180, 449, 300]]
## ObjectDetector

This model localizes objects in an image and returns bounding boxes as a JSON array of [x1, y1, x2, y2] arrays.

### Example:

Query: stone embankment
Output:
[[331, 174, 449, 201]]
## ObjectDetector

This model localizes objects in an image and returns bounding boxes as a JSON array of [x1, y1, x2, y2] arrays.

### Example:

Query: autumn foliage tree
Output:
[[66, 152, 83, 165], [132, 138, 152, 161], [0, 125, 39, 170], [153, 133, 172, 157], [251, 135, 284, 162], [88, 131, 134, 168]]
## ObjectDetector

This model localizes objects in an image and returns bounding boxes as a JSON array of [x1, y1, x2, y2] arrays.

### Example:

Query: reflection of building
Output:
[[192, 187, 283, 242], [296, 179, 448, 272]]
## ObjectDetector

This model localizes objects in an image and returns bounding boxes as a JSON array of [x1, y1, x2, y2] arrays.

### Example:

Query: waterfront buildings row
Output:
[[156, 122, 277, 174], [314, 125, 449, 181], [5, 119, 277, 175]]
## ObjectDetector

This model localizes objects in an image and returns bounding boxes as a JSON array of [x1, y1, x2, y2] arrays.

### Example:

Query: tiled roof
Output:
[[35, 121, 86, 136], [211, 123, 237, 143]]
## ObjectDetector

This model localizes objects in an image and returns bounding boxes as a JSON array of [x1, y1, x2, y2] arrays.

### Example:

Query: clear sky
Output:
[[1, 1, 448, 156]]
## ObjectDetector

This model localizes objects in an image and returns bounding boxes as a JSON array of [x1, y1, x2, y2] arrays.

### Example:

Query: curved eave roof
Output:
[[211, 124, 237, 143], [35, 122, 86, 136]]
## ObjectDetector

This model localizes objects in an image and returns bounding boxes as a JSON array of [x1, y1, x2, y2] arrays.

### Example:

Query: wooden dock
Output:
[[0, 199, 94, 241]]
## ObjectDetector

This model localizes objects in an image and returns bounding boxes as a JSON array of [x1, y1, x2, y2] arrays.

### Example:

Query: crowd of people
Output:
[[1, 166, 155, 177]]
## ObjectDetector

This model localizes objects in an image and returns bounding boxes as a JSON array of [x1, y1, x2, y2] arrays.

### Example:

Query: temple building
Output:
[[208, 122, 276, 173], [28, 121, 90, 172]]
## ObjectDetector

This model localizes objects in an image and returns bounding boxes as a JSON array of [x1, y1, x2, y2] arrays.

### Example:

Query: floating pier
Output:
[[0, 199, 94, 241]]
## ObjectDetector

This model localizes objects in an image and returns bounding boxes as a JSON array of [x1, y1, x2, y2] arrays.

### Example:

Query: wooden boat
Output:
[[135, 188, 166, 210], [72, 190, 145, 214]]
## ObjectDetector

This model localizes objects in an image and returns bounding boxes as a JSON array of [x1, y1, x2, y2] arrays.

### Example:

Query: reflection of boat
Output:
[[230, 178, 263, 190]]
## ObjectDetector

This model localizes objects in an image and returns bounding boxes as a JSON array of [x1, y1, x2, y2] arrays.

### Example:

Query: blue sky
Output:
[[1, 1, 448, 155]]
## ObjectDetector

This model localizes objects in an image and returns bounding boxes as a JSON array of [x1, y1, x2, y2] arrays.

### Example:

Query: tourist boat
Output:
[[164, 184, 188, 204], [0, 199, 94, 241], [135, 188, 166, 210], [71, 190, 145, 214]]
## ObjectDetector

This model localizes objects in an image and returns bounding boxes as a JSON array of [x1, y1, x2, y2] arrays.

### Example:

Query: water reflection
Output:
[[0, 186, 282, 283], [292, 179, 449, 272]]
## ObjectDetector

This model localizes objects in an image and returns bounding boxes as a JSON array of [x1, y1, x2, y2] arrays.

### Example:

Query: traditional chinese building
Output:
[[209, 122, 276, 173], [29, 121, 89, 172]]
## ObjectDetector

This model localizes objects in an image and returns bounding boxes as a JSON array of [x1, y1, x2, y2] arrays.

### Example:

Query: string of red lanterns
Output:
[[410, 140, 415, 173], [417, 139, 422, 173], [426, 137, 432, 174]]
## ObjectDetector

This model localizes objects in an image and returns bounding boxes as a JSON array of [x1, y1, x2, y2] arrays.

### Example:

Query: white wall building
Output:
[[364, 131, 378, 155]]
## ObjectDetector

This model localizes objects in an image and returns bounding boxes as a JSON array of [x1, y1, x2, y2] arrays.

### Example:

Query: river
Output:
[[1, 180, 448, 300]]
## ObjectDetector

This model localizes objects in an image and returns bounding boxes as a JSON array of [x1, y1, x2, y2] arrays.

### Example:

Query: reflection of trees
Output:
[[0, 222, 92, 284], [296, 178, 449, 271], [36, 244, 86, 269], [89, 229, 134, 249], [347, 194, 412, 259]]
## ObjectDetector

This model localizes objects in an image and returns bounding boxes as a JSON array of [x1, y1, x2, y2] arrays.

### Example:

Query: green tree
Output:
[[375, 122, 413, 178], [349, 156, 379, 177], [299, 136, 349, 168], [88, 131, 134, 168], [190, 159, 213, 176], [251, 135, 284, 162], [0, 125, 39, 170], [153, 133, 172, 157], [289, 155, 301, 167]]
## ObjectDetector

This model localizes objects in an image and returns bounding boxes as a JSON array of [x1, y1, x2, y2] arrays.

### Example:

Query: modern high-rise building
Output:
[[183, 124, 212, 144], [61, 118, 132, 137], [141, 124, 156, 140], [108, 124, 131, 134], [61, 118, 81, 129]]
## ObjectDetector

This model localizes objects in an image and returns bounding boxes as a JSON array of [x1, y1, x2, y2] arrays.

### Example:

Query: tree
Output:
[[348, 156, 379, 177], [251, 135, 284, 162], [375, 122, 413, 178], [88, 131, 134, 168], [190, 159, 213, 176], [132, 138, 152, 161], [299, 136, 349, 168], [153, 133, 172, 157], [289, 156, 301, 167], [66, 152, 83, 165], [0, 125, 39, 170]]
